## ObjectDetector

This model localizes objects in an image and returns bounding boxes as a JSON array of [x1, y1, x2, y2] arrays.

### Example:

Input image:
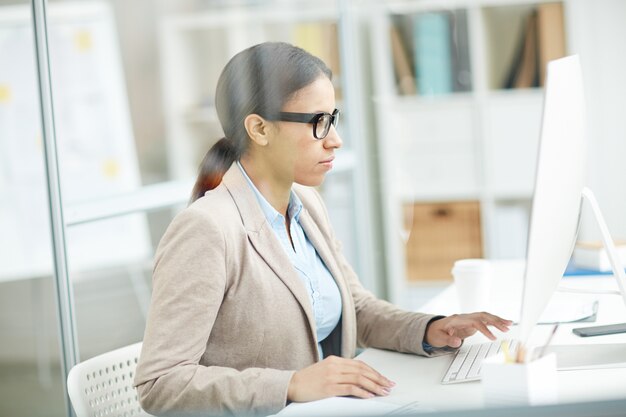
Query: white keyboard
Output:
[[441, 340, 519, 384]]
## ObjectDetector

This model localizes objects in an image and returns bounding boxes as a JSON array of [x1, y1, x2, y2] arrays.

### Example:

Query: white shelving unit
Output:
[[369, 0, 563, 306], [369, 0, 626, 307], [156, 1, 380, 292]]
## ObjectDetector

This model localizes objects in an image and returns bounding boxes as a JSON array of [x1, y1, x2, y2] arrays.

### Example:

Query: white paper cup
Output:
[[451, 259, 492, 313], [482, 352, 558, 407]]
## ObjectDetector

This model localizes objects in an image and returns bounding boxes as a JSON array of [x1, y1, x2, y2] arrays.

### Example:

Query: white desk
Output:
[[280, 261, 626, 415]]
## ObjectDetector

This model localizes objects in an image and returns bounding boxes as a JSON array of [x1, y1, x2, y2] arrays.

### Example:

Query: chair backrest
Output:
[[67, 342, 152, 417]]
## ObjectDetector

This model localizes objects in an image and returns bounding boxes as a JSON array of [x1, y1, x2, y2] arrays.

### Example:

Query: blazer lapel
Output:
[[297, 210, 345, 293], [221, 164, 318, 346], [247, 226, 317, 340], [298, 207, 356, 357]]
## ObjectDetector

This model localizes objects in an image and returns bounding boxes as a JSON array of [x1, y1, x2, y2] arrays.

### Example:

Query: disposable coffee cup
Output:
[[451, 259, 492, 313]]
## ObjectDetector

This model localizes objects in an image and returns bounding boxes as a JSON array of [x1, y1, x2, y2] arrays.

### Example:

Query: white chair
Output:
[[67, 342, 152, 417]]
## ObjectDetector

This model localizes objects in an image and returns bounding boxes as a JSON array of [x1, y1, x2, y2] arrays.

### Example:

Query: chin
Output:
[[294, 175, 326, 188]]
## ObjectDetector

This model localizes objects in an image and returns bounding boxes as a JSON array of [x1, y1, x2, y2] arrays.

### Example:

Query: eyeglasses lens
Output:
[[316, 114, 331, 139]]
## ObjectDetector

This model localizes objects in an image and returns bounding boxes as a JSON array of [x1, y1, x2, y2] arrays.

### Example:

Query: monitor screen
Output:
[[519, 55, 587, 343]]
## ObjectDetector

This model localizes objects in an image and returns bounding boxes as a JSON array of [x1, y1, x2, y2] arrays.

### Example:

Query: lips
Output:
[[320, 156, 335, 164]]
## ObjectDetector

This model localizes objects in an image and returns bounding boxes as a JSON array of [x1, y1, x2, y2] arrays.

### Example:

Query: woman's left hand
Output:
[[424, 312, 513, 348]]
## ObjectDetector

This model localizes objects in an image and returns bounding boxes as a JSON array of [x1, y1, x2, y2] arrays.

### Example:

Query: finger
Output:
[[493, 322, 512, 332], [479, 312, 513, 325], [479, 313, 513, 332], [473, 318, 497, 340], [340, 374, 391, 397], [483, 318, 510, 333], [455, 327, 477, 339], [343, 359, 395, 387], [343, 366, 394, 390], [435, 323, 462, 347], [335, 383, 376, 399], [445, 335, 463, 348]]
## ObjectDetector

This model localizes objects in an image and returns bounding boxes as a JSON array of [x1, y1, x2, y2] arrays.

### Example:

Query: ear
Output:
[[244, 114, 270, 146]]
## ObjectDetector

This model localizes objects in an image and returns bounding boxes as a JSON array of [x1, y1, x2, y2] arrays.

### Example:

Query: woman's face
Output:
[[267, 76, 342, 187]]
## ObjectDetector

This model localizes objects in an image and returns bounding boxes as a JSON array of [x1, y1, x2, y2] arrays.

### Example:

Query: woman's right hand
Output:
[[287, 355, 395, 402]]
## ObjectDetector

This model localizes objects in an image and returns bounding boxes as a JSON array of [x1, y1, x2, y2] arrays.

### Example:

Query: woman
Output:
[[134, 42, 511, 416]]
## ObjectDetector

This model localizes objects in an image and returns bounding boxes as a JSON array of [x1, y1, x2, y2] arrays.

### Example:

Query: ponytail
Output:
[[189, 137, 238, 204]]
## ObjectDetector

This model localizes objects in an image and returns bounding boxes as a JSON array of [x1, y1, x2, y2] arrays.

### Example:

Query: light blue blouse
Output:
[[237, 162, 342, 359]]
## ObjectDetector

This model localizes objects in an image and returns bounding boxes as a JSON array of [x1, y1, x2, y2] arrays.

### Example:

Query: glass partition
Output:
[[0, 1, 66, 415]]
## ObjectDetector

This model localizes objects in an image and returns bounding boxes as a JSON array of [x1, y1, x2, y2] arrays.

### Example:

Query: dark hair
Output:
[[190, 42, 332, 203]]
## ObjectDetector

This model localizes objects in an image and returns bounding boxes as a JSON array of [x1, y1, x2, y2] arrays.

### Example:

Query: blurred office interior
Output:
[[0, 0, 625, 415]]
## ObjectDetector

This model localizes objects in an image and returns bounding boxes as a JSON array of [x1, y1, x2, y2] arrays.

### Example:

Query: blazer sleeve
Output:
[[310, 190, 454, 358], [133, 206, 294, 417]]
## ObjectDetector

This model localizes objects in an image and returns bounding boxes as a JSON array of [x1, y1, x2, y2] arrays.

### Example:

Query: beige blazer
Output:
[[134, 164, 449, 416]]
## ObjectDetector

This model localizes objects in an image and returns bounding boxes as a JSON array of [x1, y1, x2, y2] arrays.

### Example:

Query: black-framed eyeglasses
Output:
[[269, 108, 340, 139]]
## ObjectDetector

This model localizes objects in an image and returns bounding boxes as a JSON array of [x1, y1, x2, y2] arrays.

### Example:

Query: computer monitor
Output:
[[518, 55, 626, 344]]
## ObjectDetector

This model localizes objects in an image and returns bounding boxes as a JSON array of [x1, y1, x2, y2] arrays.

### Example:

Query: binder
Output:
[[293, 22, 341, 77], [537, 3, 566, 86], [389, 24, 417, 95], [450, 9, 472, 92], [413, 12, 453, 95], [504, 10, 539, 89]]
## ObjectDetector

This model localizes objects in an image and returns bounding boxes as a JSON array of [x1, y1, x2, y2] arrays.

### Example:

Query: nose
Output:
[[323, 125, 342, 149]]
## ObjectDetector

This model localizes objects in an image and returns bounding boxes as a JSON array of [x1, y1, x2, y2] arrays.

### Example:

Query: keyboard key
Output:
[[488, 341, 501, 356], [441, 341, 510, 384], [457, 345, 480, 379], [448, 351, 467, 374], [467, 343, 491, 379]]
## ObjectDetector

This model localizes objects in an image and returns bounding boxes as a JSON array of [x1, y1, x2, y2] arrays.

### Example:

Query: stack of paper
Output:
[[573, 241, 626, 272], [276, 398, 433, 416]]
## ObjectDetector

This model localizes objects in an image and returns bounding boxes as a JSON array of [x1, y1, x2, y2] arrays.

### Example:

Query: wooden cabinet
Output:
[[405, 201, 483, 281]]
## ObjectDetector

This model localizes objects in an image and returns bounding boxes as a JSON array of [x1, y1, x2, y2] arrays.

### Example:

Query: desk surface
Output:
[[280, 261, 626, 415]]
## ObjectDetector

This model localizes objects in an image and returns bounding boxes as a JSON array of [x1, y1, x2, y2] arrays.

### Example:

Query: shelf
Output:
[[383, 0, 544, 15], [386, 91, 475, 107], [485, 87, 543, 99], [163, 7, 339, 31], [65, 179, 194, 226], [398, 189, 483, 203], [372, 87, 544, 107], [397, 189, 533, 204], [490, 190, 533, 201]]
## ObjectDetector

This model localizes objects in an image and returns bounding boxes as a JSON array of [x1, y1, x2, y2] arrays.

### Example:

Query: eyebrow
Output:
[[293, 108, 336, 114]]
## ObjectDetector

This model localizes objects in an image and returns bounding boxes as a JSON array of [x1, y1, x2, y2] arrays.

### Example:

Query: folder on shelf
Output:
[[413, 12, 453, 95], [504, 10, 539, 89], [293, 22, 341, 78], [449, 9, 472, 93], [389, 24, 417, 95], [537, 2, 567, 86]]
